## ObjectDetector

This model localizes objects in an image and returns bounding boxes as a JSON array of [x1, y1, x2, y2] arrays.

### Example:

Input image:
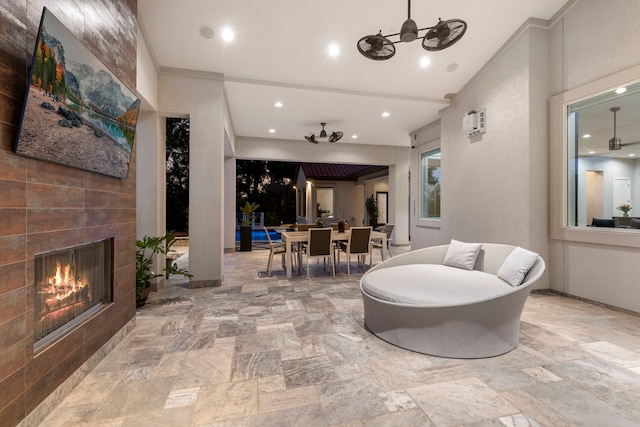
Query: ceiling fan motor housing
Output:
[[609, 137, 622, 150], [400, 18, 418, 42]]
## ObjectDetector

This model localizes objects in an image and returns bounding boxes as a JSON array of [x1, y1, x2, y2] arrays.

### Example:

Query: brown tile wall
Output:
[[0, 1, 138, 425]]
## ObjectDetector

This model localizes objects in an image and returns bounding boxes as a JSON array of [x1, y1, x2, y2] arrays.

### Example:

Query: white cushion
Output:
[[442, 239, 482, 270], [497, 247, 539, 287], [361, 265, 509, 306]]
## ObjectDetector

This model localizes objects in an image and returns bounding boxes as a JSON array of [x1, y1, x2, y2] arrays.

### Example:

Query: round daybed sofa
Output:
[[360, 242, 545, 359]]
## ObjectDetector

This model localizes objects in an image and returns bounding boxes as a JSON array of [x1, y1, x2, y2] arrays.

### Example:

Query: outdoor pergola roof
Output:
[[300, 163, 387, 181]]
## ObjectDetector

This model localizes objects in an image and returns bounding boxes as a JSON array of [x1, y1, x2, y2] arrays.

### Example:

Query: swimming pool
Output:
[[235, 229, 281, 242]]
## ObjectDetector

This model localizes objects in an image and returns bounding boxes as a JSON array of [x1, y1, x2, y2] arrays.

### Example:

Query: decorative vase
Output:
[[338, 221, 345, 233], [623, 212, 629, 217]]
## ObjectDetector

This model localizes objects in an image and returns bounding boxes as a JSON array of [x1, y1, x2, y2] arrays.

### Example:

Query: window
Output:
[[420, 148, 441, 219], [566, 80, 640, 228]]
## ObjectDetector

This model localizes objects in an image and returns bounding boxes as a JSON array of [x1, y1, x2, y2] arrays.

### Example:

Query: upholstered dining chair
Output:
[[337, 226, 372, 275], [264, 227, 293, 276], [372, 223, 394, 259], [306, 227, 335, 278]]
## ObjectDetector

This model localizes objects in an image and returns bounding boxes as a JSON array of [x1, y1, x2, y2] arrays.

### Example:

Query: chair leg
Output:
[[347, 254, 351, 275], [267, 251, 273, 276]]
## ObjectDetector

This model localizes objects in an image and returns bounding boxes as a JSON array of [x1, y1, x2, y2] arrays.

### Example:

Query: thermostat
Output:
[[463, 109, 486, 137]]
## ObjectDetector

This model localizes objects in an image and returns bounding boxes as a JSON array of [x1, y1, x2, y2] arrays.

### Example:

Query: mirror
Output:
[[566, 80, 640, 227]]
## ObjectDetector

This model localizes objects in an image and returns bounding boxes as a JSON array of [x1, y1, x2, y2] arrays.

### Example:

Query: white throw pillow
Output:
[[442, 239, 482, 270], [498, 247, 539, 287]]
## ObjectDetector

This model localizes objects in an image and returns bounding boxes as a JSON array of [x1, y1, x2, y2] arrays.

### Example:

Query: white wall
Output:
[[548, 0, 640, 312], [136, 25, 158, 110], [159, 69, 226, 286], [576, 156, 637, 224]]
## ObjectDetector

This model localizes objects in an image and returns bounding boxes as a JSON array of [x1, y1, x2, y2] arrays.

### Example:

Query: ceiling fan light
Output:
[[400, 18, 418, 43], [304, 123, 342, 143]]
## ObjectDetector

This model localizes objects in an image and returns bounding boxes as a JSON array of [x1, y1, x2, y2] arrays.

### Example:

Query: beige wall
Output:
[[410, 24, 549, 286]]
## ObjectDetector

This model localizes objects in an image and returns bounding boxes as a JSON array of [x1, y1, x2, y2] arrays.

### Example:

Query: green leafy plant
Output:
[[239, 201, 260, 227], [136, 234, 192, 299], [365, 194, 379, 224]]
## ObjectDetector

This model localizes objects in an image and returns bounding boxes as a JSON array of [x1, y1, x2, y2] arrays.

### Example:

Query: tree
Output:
[[166, 117, 190, 232], [236, 160, 297, 225]]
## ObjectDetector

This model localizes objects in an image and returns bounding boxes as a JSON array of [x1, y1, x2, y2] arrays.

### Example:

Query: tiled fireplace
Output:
[[0, 1, 139, 425], [34, 238, 114, 350]]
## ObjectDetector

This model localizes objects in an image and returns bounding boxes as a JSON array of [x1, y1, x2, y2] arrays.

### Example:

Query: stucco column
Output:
[[224, 156, 236, 251], [136, 110, 166, 289], [159, 70, 225, 287], [389, 151, 410, 245]]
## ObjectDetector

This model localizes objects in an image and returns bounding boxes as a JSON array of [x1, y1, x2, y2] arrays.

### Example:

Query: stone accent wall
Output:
[[0, 1, 137, 425]]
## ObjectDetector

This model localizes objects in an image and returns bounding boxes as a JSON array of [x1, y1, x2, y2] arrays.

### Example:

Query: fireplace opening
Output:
[[34, 238, 113, 349]]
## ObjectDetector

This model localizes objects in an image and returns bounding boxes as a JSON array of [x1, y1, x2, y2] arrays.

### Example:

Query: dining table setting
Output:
[[280, 228, 388, 278]]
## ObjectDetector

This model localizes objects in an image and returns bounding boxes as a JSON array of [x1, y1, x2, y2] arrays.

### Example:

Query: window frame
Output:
[[416, 145, 442, 228], [550, 63, 640, 248]]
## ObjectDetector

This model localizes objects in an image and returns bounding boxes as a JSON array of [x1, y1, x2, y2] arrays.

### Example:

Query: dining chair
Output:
[[337, 226, 372, 275], [264, 227, 293, 276], [372, 223, 394, 259], [306, 227, 335, 278]]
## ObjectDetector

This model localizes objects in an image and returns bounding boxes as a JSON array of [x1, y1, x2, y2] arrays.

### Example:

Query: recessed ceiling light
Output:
[[199, 25, 215, 39], [382, 112, 390, 118], [351, 134, 358, 139], [328, 44, 340, 57], [268, 128, 276, 134], [274, 101, 283, 108], [420, 57, 431, 68], [446, 63, 458, 72], [588, 150, 596, 154], [582, 134, 591, 138], [629, 153, 635, 157], [221, 27, 234, 42], [616, 87, 628, 94]]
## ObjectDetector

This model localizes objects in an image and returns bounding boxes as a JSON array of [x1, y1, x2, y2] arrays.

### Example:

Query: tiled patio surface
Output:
[[38, 246, 640, 426]]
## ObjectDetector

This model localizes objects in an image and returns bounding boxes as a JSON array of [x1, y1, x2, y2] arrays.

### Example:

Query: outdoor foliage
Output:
[[236, 160, 297, 225], [166, 117, 190, 232]]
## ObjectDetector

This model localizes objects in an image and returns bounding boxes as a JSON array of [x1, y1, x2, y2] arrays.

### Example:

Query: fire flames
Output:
[[41, 262, 90, 313]]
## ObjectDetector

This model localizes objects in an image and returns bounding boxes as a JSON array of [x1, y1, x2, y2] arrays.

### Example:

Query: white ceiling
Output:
[[138, 0, 569, 148]]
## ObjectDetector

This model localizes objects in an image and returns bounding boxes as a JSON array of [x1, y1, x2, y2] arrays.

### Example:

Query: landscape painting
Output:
[[14, 8, 140, 179]]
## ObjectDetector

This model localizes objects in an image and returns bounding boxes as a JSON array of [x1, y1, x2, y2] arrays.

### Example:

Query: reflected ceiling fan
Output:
[[357, 0, 467, 61], [608, 107, 640, 150], [305, 122, 343, 144]]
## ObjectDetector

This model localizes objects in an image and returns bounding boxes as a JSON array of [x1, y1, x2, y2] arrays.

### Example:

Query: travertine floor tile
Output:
[[38, 247, 640, 427]]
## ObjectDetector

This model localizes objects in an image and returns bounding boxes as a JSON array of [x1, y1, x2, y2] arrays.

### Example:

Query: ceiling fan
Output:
[[608, 107, 640, 150], [357, 0, 467, 61], [305, 122, 343, 144]]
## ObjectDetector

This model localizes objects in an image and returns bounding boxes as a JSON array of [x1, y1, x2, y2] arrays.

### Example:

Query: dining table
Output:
[[280, 229, 388, 278]]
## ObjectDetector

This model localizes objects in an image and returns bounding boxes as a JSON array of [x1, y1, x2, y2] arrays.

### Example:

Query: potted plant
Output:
[[136, 234, 192, 307], [365, 194, 379, 227], [239, 201, 259, 251]]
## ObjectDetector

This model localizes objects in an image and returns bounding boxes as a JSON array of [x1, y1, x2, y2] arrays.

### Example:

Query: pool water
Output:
[[235, 229, 281, 242]]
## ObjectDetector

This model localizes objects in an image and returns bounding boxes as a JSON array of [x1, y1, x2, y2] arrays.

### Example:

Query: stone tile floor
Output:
[[39, 246, 640, 426]]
